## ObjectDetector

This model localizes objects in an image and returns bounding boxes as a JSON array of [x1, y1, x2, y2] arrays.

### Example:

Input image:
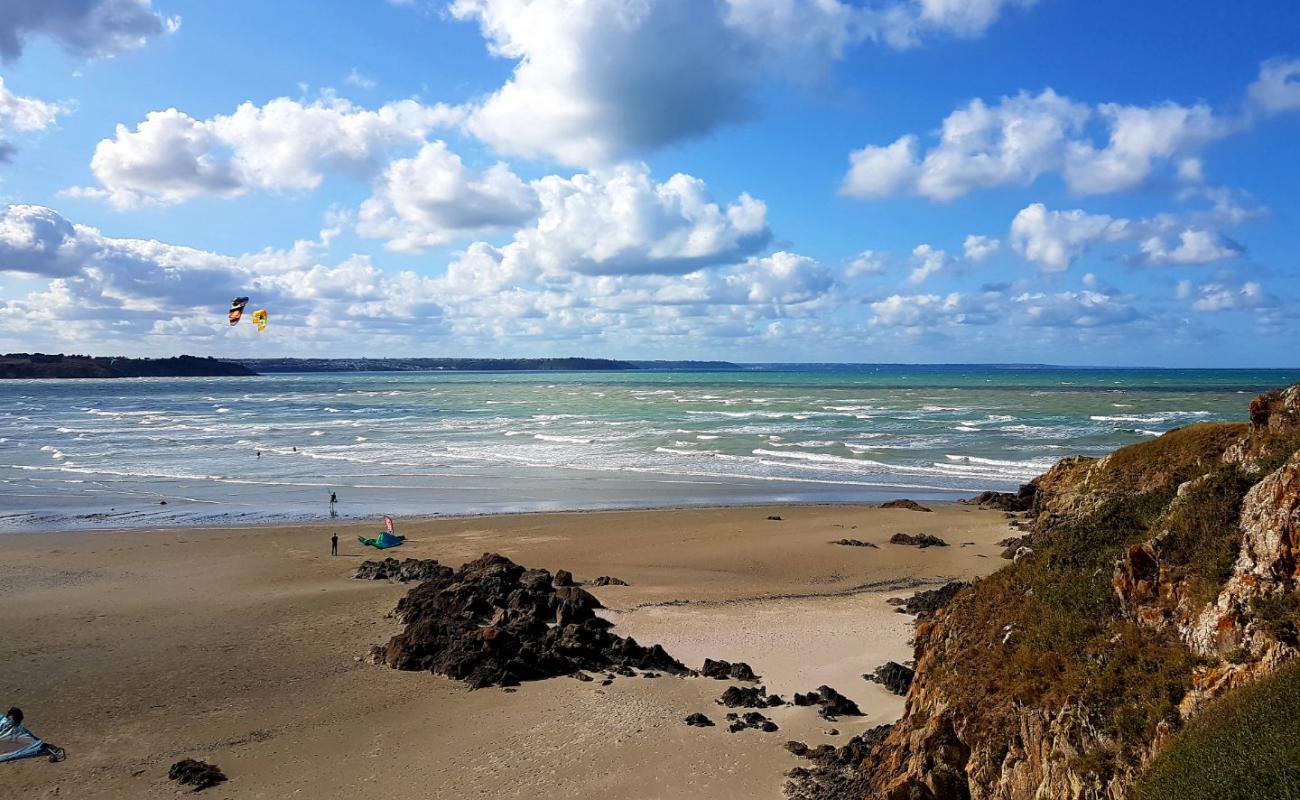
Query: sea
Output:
[[2, 365, 1298, 532]]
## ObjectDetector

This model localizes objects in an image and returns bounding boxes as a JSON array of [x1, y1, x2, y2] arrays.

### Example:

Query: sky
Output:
[[0, 0, 1297, 366]]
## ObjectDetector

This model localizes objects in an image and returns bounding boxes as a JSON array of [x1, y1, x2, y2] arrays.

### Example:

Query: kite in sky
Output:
[[228, 297, 249, 326]]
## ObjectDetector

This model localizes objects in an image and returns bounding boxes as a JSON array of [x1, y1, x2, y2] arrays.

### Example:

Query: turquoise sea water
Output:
[[2, 366, 1298, 531]]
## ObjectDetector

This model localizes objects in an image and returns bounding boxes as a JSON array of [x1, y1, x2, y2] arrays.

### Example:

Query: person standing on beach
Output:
[[330, 533, 338, 556], [330, 491, 337, 505]]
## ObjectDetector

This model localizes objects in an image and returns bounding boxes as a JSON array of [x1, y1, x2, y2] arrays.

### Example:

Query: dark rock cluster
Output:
[[879, 499, 932, 512], [168, 759, 227, 791], [684, 712, 715, 727], [887, 580, 970, 619], [368, 553, 684, 688], [718, 684, 785, 708], [782, 725, 893, 800], [792, 686, 863, 719], [725, 711, 779, 733], [832, 538, 878, 548], [354, 558, 453, 583], [589, 576, 629, 586], [888, 532, 948, 548], [864, 661, 915, 696], [700, 658, 759, 681], [963, 484, 1037, 511]]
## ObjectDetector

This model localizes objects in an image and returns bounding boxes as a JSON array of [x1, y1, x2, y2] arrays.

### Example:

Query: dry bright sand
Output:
[[0, 502, 1010, 799]]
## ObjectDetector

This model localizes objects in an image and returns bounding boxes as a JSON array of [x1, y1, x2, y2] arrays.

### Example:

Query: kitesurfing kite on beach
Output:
[[228, 297, 249, 326], [359, 515, 404, 549]]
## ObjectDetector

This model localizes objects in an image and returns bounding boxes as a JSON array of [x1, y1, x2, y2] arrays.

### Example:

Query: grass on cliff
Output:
[[1133, 659, 1300, 800], [926, 423, 1259, 780]]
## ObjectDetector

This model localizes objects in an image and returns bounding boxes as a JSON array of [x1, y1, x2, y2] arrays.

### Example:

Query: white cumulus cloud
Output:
[[963, 234, 1000, 262], [1009, 203, 1130, 271], [71, 95, 463, 207], [0, 76, 68, 162], [356, 141, 538, 253], [842, 84, 1244, 201], [1248, 57, 1300, 115]]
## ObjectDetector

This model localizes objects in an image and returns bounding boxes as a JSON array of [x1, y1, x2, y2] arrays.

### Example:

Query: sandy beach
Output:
[[0, 502, 1009, 799]]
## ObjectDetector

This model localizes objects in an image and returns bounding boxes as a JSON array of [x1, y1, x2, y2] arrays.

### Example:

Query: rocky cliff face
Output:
[[855, 385, 1300, 800]]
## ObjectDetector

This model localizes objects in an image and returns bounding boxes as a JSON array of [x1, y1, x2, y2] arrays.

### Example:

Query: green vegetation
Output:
[[1134, 660, 1300, 800], [926, 423, 1259, 780]]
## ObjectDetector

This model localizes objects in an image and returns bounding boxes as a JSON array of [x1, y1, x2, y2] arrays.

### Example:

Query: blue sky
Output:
[[0, 0, 1297, 365]]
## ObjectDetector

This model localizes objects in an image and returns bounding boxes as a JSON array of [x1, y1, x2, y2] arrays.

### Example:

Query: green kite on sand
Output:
[[359, 515, 404, 549]]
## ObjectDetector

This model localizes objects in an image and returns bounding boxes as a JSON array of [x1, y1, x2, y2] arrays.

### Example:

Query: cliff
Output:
[[835, 385, 1300, 800], [0, 353, 256, 379]]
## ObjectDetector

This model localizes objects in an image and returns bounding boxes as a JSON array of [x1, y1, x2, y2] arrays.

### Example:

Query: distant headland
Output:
[[0, 353, 743, 378], [0, 354, 256, 379]]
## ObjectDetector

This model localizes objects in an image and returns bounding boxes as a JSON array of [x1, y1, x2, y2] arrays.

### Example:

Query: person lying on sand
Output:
[[1, 707, 66, 763]]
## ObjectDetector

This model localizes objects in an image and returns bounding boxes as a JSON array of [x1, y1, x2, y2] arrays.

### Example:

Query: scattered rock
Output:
[[888, 532, 948, 548], [167, 759, 226, 792], [890, 581, 970, 619], [786, 740, 810, 756], [791, 685, 862, 719], [701, 658, 759, 681], [553, 569, 575, 587], [832, 538, 878, 548], [726, 711, 779, 733], [589, 576, 629, 586], [718, 684, 783, 708], [767, 515, 784, 521], [864, 661, 914, 695], [1013, 546, 1034, 562], [684, 713, 715, 727], [824, 728, 839, 736], [879, 499, 932, 512], [354, 558, 453, 583], [963, 484, 1036, 511], [368, 553, 685, 688], [572, 671, 593, 682]]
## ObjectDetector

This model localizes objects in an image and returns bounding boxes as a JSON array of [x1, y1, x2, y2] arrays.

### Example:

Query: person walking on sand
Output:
[[330, 533, 338, 556]]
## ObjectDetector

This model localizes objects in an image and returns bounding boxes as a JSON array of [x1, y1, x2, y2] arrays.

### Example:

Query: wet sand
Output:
[[0, 502, 1010, 799]]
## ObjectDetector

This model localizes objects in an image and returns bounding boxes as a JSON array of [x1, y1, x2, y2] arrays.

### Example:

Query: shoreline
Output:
[[0, 496, 985, 537], [0, 502, 1012, 798]]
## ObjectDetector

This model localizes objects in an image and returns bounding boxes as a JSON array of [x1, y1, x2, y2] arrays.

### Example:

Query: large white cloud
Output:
[[356, 141, 539, 253], [0, 76, 68, 162], [0, 0, 178, 63], [71, 95, 463, 207], [1009, 203, 1131, 271], [445, 163, 771, 286], [842, 86, 1240, 201], [451, 0, 1037, 166], [1009, 202, 1245, 271], [1138, 228, 1241, 266]]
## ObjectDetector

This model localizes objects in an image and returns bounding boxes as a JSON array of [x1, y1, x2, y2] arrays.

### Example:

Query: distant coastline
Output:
[[0, 354, 746, 378], [0, 354, 256, 379]]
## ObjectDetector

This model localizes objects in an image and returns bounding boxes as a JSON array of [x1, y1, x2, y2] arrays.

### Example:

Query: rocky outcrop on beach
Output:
[[783, 726, 893, 800], [844, 385, 1300, 800], [354, 558, 452, 583], [888, 532, 948, 548], [792, 685, 863, 719], [879, 499, 932, 512], [589, 575, 629, 586], [725, 710, 779, 733], [701, 658, 759, 681], [718, 684, 785, 708], [168, 759, 227, 791], [865, 661, 914, 696], [684, 712, 715, 727], [888, 581, 970, 619], [368, 553, 684, 688], [833, 538, 878, 548]]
